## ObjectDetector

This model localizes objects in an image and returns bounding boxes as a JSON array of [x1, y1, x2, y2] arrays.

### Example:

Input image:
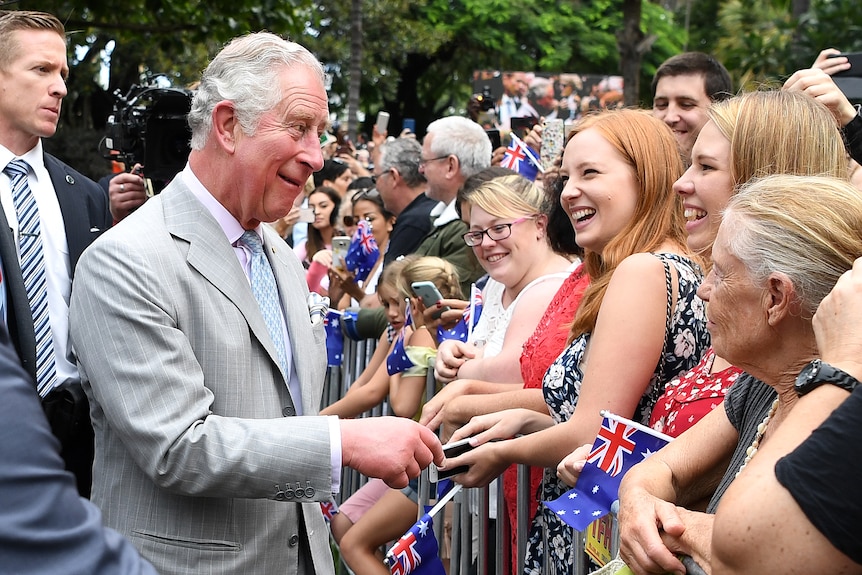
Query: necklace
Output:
[[736, 397, 780, 478]]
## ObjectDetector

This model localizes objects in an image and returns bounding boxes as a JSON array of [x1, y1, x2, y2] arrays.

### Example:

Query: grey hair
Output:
[[187, 32, 325, 150], [722, 174, 862, 317], [425, 116, 492, 179], [528, 77, 552, 100], [378, 138, 425, 187]]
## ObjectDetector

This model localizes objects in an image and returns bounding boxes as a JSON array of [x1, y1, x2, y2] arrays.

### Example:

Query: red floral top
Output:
[[649, 347, 742, 437]]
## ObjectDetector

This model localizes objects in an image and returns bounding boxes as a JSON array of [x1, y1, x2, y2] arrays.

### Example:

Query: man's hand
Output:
[[339, 417, 443, 489], [109, 164, 147, 222]]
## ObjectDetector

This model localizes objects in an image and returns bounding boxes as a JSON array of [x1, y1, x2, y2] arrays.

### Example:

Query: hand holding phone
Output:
[[375, 111, 390, 134], [411, 281, 450, 319], [331, 236, 351, 271], [429, 437, 475, 481]]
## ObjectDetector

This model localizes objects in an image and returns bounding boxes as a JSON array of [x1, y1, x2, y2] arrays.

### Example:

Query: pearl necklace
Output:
[[736, 397, 780, 478]]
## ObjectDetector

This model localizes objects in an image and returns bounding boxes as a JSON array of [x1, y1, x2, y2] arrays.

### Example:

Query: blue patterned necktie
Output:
[[240, 230, 288, 379], [4, 159, 57, 396]]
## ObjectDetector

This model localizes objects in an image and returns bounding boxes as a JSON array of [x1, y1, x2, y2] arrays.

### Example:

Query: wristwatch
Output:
[[794, 359, 861, 396]]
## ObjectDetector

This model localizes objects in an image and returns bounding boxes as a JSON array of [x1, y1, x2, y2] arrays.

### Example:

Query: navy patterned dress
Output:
[[523, 253, 710, 575]]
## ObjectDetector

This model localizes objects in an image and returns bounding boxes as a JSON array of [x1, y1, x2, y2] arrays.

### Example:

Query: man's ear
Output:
[[211, 101, 238, 154]]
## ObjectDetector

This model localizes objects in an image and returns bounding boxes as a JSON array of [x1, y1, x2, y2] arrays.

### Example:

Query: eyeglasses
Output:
[[343, 215, 374, 228], [419, 155, 450, 168], [370, 172, 389, 185], [462, 215, 536, 247]]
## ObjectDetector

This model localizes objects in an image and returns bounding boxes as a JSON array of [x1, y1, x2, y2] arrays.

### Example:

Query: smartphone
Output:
[[402, 117, 416, 133], [541, 119, 564, 171], [510, 116, 539, 139], [830, 52, 862, 77], [298, 207, 315, 223], [375, 111, 390, 134], [485, 128, 502, 150], [331, 236, 351, 271], [411, 280, 450, 318], [429, 437, 475, 482]]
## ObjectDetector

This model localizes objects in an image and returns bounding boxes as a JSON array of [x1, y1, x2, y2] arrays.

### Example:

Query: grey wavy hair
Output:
[[722, 174, 862, 317], [425, 116, 492, 179], [187, 32, 325, 150], [378, 138, 424, 187]]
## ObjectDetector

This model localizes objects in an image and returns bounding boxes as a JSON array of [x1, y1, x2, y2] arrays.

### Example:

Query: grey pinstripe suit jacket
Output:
[[70, 178, 335, 575]]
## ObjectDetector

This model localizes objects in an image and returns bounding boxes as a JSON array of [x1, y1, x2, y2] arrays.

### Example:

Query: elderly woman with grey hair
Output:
[[617, 174, 862, 575]]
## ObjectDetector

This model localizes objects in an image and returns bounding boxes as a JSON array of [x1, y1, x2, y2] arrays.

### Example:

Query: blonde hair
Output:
[[397, 256, 462, 301], [569, 109, 689, 340], [708, 90, 847, 186], [724, 174, 862, 317], [465, 174, 550, 219]]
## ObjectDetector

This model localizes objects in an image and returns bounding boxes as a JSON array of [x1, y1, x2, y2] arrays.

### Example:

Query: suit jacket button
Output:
[[282, 406, 295, 417], [288, 534, 299, 547]]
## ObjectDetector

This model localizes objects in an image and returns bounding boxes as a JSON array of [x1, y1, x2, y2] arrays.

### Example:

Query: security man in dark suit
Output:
[[0, 10, 111, 496]]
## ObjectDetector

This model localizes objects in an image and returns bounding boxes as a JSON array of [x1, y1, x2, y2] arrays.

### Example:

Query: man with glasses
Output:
[[373, 138, 438, 265], [415, 116, 488, 296]]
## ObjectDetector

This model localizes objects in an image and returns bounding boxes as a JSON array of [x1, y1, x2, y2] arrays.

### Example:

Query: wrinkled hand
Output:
[[657, 507, 713, 574], [109, 164, 147, 222], [783, 67, 857, 126], [618, 487, 686, 575], [813, 257, 862, 378], [340, 416, 443, 489], [556, 443, 592, 487], [434, 340, 477, 384], [812, 47, 849, 75]]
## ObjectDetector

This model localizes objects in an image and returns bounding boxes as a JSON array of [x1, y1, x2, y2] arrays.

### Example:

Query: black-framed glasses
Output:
[[461, 215, 536, 247], [419, 155, 450, 168]]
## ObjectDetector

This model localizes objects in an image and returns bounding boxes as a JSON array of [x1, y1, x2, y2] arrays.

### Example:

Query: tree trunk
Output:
[[618, 0, 644, 107], [347, 0, 363, 142]]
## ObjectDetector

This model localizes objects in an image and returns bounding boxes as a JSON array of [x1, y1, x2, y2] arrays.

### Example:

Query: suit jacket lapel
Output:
[[161, 183, 285, 381], [0, 206, 36, 381], [44, 155, 104, 272]]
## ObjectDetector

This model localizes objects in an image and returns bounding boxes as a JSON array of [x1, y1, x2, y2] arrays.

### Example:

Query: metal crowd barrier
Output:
[[325, 337, 631, 575]]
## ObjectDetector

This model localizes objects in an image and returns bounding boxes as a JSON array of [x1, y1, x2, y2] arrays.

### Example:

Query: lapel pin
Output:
[[65, 174, 75, 184]]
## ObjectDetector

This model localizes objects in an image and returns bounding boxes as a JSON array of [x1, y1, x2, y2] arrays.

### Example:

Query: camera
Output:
[[474, 85, 496, 112], [103, 83, 194, 187]]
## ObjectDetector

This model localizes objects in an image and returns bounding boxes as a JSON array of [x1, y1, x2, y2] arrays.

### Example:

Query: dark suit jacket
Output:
[[0, 323, 157, 574], [0, 152, 110, 496]]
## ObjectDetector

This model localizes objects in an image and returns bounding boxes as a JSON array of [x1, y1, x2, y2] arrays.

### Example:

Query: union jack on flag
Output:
[[437, 283, 483, 343], [544, 411, 672, 531], [345, 219, 379, 283], [386, 512, 445, 575], [500, 133, 543, 182]]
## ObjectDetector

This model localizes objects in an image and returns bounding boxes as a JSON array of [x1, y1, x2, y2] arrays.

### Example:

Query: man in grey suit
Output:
[[70, 32, 442, 575]]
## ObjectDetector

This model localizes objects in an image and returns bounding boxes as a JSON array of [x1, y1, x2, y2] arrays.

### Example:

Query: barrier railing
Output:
[[326, 337, 637, 575]]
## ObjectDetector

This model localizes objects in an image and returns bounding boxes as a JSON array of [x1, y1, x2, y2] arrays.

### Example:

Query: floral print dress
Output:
[[523, 253, 710, 575]]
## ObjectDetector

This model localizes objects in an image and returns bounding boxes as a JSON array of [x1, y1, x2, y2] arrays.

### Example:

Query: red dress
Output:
[[503, 263, 589, 570], [649, 347, 741, 437]]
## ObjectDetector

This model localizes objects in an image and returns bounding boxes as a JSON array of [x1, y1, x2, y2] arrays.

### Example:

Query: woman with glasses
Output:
[[329, 187, 396, 309], [434, 174, 575, 385], [442, 109, 710, 574]]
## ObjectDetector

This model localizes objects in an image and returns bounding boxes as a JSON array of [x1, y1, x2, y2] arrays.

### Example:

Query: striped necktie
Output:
[[4, 159, 57, 396], [240, 230, 288, 379]]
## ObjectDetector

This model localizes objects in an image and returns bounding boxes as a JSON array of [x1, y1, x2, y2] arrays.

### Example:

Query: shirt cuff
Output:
[[328, 415, 342, 494]]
